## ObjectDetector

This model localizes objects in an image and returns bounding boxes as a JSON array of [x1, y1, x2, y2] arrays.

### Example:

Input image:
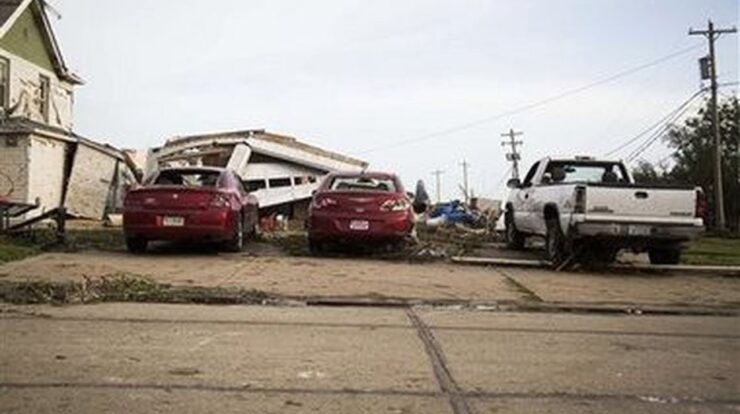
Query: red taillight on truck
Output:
[[573, 186, 587, 214], [695, 189, 706, 219]]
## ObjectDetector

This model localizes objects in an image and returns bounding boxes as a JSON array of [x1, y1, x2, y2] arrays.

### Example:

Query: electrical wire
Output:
[[354, 43, 704, 155], [624, 96, 703, 162], [604, 88, 706, 157]]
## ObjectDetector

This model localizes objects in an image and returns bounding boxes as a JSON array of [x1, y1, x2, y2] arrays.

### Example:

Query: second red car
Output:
[[307, 171, 414, 252]]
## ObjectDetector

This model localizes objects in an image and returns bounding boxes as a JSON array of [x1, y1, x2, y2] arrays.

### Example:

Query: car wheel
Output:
[[308, 238, 324, 255], [126, 237, 147, 254], [225, 215, 244, 252], [505, 210, 525, 250], [545, 219, 566, 266], [648, 247, 681, 265]]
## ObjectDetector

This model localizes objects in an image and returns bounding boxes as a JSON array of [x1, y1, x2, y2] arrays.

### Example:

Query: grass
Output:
[[682, 237, 740, 266], [0, 238, 39, 264], [0, 272, 273, 305]]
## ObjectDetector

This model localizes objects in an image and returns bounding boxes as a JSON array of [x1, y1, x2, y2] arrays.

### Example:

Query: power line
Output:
[[604, 88, 706, 157], [625, 96, 702, 162], [355, 43, 704, 155]]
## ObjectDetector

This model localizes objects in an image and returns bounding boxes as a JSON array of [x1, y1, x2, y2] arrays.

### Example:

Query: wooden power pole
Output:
[[431, 169, 444, 203], [501, 129, 524, 179], [459, 160, 470, 203], [689, 20, 737, 232]]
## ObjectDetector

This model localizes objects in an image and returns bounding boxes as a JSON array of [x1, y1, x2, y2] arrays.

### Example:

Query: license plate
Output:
[[627, 225, 651, 236], [162, 216, 184, 227], [349, 220, 370, 231]]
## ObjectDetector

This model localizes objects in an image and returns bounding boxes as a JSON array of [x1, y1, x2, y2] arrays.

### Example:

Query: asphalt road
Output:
[[1, 303, 738, 413]]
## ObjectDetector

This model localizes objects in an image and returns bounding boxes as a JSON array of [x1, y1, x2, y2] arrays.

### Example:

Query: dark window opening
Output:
[[39, 75, 50, 122], [269, 177, 292, 188], [0, 57, 8, 108], [244, 179, 267, 192]]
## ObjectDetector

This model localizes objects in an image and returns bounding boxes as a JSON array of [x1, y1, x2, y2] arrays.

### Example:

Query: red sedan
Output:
[[123, 167, 259, 253], [307, 171, 414, 252]]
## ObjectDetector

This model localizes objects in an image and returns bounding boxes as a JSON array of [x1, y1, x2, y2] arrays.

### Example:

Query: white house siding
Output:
[[0, 133, 29, 202], [0, 50, 74, 131], [64, 143, 118, 219], [26, 133, 65, 213]]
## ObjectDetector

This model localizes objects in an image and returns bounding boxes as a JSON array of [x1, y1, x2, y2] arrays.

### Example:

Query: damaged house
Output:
[[151, 129, 368, 222], [0, 0, 137, 223]]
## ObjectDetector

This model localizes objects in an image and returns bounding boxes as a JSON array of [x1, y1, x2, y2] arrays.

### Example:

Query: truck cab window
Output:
[[522, 161, 540, 187]]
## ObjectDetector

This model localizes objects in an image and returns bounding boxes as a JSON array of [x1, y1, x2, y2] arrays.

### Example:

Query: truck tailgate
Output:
[[585, 185, 697, 222]]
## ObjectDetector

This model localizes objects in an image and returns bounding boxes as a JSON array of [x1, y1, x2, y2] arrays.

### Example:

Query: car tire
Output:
[[308, 238, 325, 255], [126, 237, 147, 254], [545, 219, 566, 266], [225, 215, 244, 252], [648, 247, 681, 265], [505, 210, 525, 250]]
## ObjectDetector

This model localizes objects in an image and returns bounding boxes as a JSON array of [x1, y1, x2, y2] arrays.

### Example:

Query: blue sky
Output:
[[52, 0, 738, 200]]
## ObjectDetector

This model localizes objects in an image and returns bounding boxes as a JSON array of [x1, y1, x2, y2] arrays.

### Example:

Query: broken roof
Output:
[[0, 0, 82, 84], [163, 129, 368, 169]]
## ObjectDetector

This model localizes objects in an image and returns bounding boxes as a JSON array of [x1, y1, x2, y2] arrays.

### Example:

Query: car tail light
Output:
[[210, 194, 231, 208], [380, 198, 410, 212], [573, 186, 586, 214], [695, 189, 706, 219], [312, 197, 337, 209]]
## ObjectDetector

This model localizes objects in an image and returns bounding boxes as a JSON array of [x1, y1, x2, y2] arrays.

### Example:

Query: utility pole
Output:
[[459, 160, 470, 203], [431, 169, 444, 203], [690, 20, 737, 232], [501, 129, 524, 179]]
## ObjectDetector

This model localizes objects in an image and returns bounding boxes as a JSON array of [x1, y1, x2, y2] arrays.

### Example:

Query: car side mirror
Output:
[[506, 178, 522, 189]]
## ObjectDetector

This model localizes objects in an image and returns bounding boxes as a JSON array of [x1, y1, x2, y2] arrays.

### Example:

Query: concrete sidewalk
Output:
[[1, 303, 738, 413], [1, 252, 739, 310]]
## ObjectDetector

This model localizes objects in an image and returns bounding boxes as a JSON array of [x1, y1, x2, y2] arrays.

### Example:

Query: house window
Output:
[[0, 57, 9, 109], [268, 177, 292, 188], [38, 74, 49, 122]]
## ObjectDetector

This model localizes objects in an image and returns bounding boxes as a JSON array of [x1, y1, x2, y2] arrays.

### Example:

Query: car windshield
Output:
[[329, 176, 396, 192], [543, 162, 627, 184], [153, 170, 221, 187]]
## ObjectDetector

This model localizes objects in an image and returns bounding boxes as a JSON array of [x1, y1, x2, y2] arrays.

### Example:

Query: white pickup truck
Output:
[[504, 156, 705, 265]]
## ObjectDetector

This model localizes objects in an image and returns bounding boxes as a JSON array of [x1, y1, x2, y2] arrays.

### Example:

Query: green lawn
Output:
[[0, 239, 38, 264], [682, 237, 740, 266]]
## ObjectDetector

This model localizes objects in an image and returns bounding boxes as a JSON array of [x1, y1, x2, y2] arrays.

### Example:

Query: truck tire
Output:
[[126, 237, 147, 254], [648, 247, 681, 265], [505, 210, 525, 250], [545, 219, 566, 266]]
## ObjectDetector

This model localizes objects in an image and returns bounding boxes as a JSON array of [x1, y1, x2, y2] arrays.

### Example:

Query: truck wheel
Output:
[[545, 219, 566, 266], [505, 210, 525, 250], [126, 237, 147, 254], [225, 215, 244, 252], [648, 247, 681, 265]]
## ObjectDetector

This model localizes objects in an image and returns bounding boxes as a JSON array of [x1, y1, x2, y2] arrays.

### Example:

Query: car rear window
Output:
[[153, 170, 222, 188], [329, 176, 397, 192]]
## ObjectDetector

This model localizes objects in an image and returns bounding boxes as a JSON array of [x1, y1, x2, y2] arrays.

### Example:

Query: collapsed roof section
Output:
[[150, 129, 368, 209]]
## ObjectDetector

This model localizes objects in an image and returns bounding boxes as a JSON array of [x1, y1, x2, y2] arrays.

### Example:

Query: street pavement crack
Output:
[[405, 307, 474, 414]]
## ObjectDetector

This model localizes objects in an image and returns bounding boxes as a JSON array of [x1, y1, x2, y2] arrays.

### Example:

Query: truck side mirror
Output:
[[506, 178, 522, 189]]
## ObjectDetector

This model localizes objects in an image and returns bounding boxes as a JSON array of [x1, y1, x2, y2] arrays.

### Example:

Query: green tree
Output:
[[663, 96, 739, 231]]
